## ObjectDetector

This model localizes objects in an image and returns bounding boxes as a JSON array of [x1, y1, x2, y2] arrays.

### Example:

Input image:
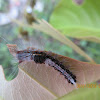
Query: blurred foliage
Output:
[[0, 30, 18, 81], [0, 24, 18, 67], [0, 43, 11, 67], [0, 0, 9, 12], [79, 40, 100, 63]]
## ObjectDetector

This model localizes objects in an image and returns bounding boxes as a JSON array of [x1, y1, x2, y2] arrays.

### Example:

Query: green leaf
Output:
[[50, 0, 100, 39], [57, 84, 100, 100], [3, 65, 18, 81]]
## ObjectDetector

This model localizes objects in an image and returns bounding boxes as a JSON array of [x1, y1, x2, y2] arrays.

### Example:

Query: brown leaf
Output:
[[19, 52, 100, 97], [2, 44, 100, 99], [6, 44, 17, 57], [0, 65, 56, 100]]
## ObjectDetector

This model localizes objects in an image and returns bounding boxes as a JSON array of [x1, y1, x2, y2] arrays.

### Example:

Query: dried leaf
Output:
[[6, 44, 17, 57], [0, 65, 56, 100], [1, 44, 100, 99]]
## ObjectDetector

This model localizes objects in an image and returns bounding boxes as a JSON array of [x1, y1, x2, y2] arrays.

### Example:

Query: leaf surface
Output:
[[57, 85, 100, 100], [50, 0, 100, 40], [1, 44, 100, 99], [0, 65, 56, 100]]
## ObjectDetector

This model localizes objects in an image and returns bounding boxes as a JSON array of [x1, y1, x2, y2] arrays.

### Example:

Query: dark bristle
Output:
[[34, 55, 46, 64]]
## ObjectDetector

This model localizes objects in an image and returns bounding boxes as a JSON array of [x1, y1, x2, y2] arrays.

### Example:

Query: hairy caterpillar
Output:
[[17, 48, 76, 85], [0, 37, 76, 85]]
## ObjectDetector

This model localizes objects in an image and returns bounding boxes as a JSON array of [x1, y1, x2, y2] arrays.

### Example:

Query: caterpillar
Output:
[[0, 36, 76, 85], [17, 48, 76, 85]]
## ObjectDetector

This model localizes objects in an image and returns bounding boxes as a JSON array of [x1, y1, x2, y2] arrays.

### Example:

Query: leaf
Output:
[[10, 18, 95, 62], [1, 44, 100, 99], [0, 65, 56, 100], [3, 65, 18, 81], [57, 85, 100, 100], [77, 36, 100, 43], [32, 20, 95, 62], [0, 43, 18, 81], [50, 0, 100, 41]]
